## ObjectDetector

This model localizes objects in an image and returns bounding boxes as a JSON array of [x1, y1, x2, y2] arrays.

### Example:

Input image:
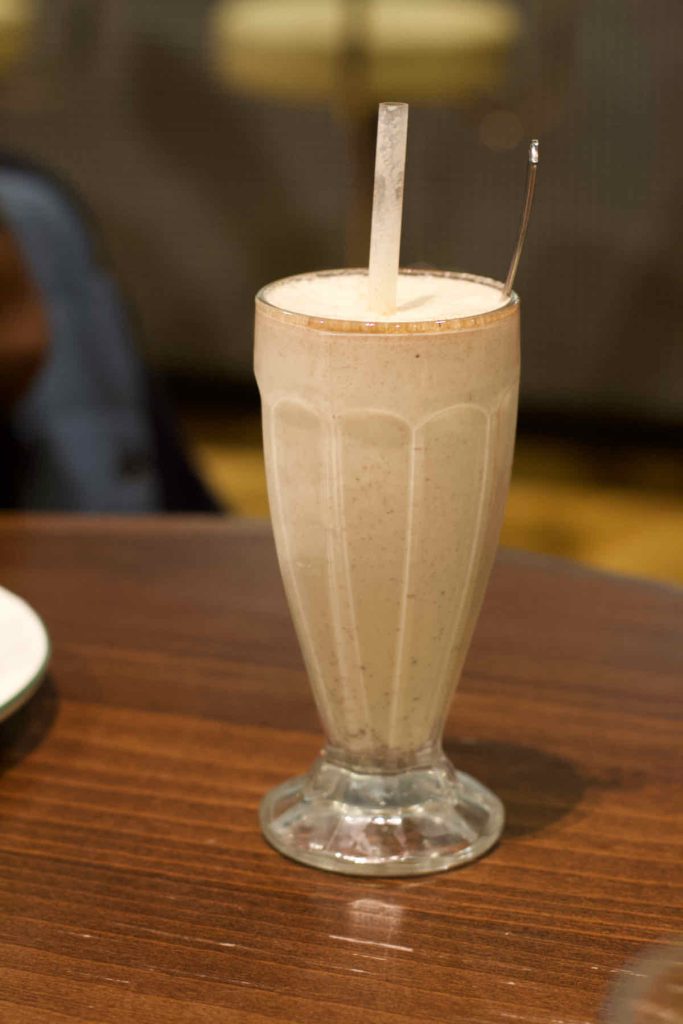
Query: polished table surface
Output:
[[0, 516, 681, 1024]]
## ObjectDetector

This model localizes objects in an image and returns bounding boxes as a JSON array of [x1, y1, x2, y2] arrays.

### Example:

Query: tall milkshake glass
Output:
[[255, 268, 519, 876]]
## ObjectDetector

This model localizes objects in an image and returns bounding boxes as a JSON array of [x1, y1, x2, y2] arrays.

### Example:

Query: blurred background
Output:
[[0, 0, 681, 582]]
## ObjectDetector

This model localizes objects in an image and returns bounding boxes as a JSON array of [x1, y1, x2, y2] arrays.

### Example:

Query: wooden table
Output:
[[0, 516, 681, 1024]]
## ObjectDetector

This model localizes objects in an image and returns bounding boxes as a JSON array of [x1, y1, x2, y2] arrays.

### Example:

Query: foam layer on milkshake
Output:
[[264, 271, 506, 323]]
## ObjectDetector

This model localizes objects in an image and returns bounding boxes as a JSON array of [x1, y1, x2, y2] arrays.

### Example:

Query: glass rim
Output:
[[255, 268, 519, 334]]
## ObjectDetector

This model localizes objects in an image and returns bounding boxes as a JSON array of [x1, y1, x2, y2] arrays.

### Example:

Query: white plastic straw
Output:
[[368, 102, 409, 316]]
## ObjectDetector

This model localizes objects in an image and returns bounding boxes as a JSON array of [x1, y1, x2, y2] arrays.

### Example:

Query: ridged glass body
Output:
[[255, 270, 519, 875]]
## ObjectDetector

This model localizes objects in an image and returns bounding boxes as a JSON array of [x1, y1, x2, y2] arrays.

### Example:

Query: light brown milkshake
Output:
[[255, 268, 519, 769]]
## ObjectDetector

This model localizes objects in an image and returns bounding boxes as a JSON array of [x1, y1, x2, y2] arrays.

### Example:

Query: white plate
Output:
[[0, 585, 50, 722]]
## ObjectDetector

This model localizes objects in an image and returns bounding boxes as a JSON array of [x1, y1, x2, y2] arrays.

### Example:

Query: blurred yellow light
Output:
[[209, 0, 521, 105], [0, 0, 34, 76]]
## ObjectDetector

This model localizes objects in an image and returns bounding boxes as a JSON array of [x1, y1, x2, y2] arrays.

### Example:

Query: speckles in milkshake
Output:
[[256, 280, 519, 762]]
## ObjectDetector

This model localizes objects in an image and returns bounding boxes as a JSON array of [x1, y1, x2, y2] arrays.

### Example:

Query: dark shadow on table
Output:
[[0, 674, 59, 774], [443, 737, 585, 839]]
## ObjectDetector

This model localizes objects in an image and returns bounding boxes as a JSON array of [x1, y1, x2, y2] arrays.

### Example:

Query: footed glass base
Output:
[[260, 755, 504, 877]]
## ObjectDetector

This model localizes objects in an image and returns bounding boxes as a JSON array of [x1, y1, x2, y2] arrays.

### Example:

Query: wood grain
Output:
[[0, 515, 681, 1024]]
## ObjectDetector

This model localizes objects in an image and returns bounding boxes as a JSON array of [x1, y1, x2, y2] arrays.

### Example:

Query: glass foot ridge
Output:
[[260, 755, 504, 877]]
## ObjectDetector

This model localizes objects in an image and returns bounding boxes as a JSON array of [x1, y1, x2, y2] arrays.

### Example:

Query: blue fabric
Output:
[[0, 167, 162, 511]]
